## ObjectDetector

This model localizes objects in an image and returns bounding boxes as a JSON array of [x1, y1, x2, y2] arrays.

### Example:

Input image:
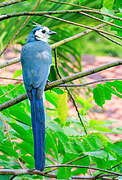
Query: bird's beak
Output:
[[48, 30, 56, 35]]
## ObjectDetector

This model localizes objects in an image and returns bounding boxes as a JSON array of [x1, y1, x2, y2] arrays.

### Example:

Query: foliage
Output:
[[93, 80, 122, 107], [0, 0, 122, 179]]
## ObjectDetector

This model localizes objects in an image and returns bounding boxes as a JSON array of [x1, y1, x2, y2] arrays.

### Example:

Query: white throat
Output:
[[35, 27, 50, 42]]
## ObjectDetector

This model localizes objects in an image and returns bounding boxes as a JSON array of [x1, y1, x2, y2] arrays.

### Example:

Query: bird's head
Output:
[[26, 25, 56, 43]]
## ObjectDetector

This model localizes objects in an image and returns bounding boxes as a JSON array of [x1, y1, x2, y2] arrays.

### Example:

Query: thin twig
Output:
[[0, 0, 41, 56], [45, 155, 87, 174], [0, 60, 121, 111], [0, 77, 23, 81], [79, 11, 122, 29], [47, 0, 96, 10], [44, 15, 122, 40], [0, 83, 22, 99], [95, 162, 122, 179], [0, 165, 121, 177], [0, 9, 122, 22], [45, 164, 122, 176], [47, 0, 122, 29], [58, 78, 122, 87], [98, 32, 122, 46], [0, 0, 26, 8], [46, 2, 122, 20], [10, 175, 17, 180], [54, 48, 87, 134]]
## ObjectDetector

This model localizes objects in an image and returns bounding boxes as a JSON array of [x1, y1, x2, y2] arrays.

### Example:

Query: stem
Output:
[[0, 60, 121, 111]]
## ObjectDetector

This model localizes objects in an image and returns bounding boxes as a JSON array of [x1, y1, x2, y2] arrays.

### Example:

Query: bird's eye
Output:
[[42, 30, 46, 33]]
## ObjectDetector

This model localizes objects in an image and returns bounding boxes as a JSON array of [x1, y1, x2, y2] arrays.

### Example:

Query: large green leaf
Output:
[[93, 81, 122, 107]]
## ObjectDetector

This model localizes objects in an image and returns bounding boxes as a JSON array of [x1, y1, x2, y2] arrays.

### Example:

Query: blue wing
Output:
[[21, 41, 52, 98]]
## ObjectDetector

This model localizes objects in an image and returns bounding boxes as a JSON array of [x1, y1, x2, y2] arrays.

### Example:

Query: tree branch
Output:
[[0, 22, 106, 69], [44, 15, 122, 40], [47, 1, 122, 29], [79, 11, 122, 29], [1, 12, 120, 40], [47, 0, 122, 20], [0, 60, 121, 111], [47, 0, 95, 10], [0, 169, 56, 178], [0, 9, 122, 22], [45, 165, 122, 176], [0, 164, 121, 177], [0, 77, 23, 81], [0, 0, 26, 8], [98, 32, 122, 46], [0, 57, 20, 69], [58, 78, 122, 87]]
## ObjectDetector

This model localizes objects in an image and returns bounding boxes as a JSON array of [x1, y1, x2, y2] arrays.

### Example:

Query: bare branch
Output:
[[0, 169, 56, 178], [44, 15, 122, 40], [58, 78, 122, 87], [45, 165, 122, 176], [79, 11, 122, 29], [0, 60, 121, 111], [0, 77, 23, 81], [47, 0, 95, 10], [0, 0, 26, 8], [46, 60, 122, 90], [0, 164, 121, 177], [0, 9, 122, 22], [98, 32, 122, 46], [47, 0, 122, 20], [0, 57, 20, 69]]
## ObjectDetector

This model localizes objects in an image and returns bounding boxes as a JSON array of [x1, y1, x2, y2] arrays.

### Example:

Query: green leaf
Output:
[[93, 81, 122, 107], [111, 14, 122, 37], [85, 150, 107, 159], [113, 0, 122, 10], [45, 90, 58, 107], [57, 167, 71, 179], [9, 122, 33, 144], [13, 69, 22, 78], [93, 84, 105, 107], [103, 0, 115, 9], [57, 92, 68, 126], [0, 175, 12, 180]]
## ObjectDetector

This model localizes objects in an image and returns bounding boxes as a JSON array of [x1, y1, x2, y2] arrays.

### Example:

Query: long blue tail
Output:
[[30, 88, 45, 171]]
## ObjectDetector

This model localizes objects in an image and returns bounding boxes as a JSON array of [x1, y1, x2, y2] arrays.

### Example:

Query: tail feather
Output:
[[30, 88, 45, 171]]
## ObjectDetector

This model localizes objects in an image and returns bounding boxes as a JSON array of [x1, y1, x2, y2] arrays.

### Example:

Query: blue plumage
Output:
[[20, 25, 56, 171]]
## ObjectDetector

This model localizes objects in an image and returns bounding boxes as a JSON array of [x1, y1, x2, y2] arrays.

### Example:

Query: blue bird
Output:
[[20, 25, 56, 171]]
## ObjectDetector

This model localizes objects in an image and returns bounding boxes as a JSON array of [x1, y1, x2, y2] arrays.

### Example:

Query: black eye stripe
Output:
[[42, 30, 46, 33]]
